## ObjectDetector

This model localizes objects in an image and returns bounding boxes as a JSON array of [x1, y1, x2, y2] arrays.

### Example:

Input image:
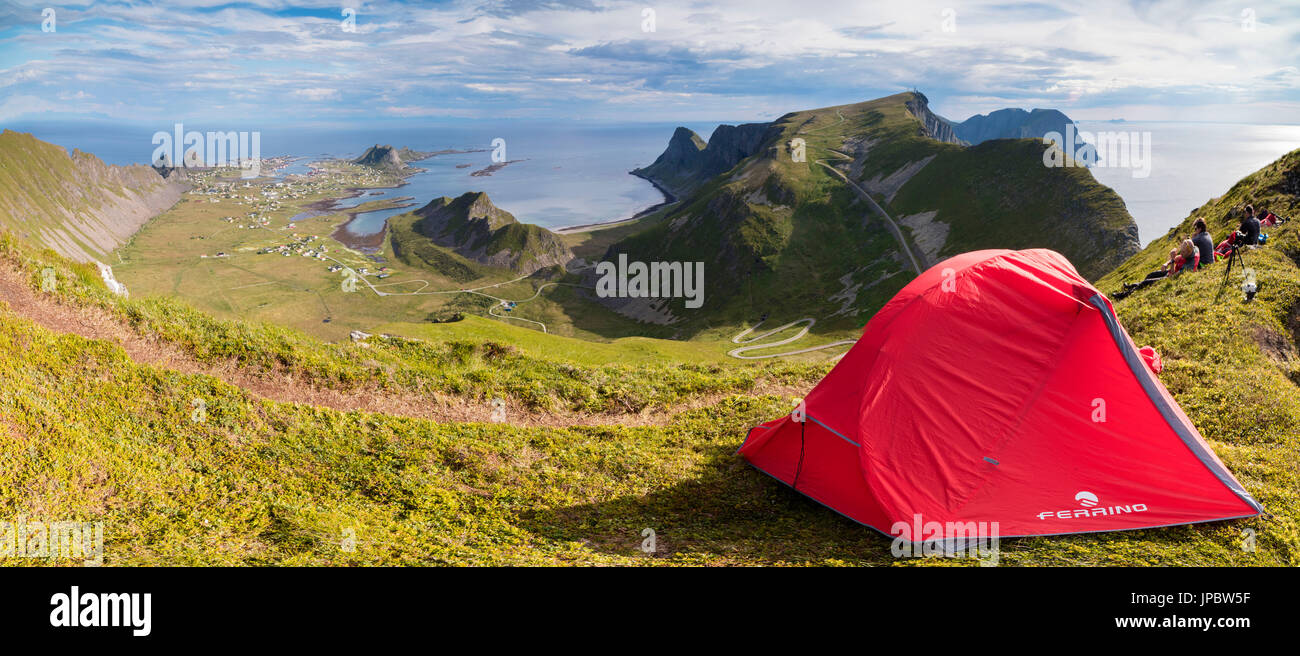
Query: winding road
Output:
[[721, 108, 927, 361], [727, 318, 857, 360]]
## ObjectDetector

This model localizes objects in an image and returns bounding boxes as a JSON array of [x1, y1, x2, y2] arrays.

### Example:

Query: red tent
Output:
[[739, 249, 1263, 539]]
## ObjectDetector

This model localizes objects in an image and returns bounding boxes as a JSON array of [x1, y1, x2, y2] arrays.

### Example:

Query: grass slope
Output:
[[889, 139, 1139, 278], [3, 140, 1300, 565]]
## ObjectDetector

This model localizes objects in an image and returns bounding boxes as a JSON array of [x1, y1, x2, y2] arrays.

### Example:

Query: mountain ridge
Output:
[[605, 92, 1139, 329], [947, 107, 1079, 145], [631, 123, 776, 199], [0, 129, 188, 263]]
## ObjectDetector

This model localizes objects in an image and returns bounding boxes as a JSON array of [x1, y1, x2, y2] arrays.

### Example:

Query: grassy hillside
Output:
[[890, 138, 1138, 275], [1, 136, 1296, 567], [1, 225, 1296, 565], [389, 192, 573, 276]]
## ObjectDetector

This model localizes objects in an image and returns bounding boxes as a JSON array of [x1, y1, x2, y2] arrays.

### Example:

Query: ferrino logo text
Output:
[[1036, 491, 1149, 520]]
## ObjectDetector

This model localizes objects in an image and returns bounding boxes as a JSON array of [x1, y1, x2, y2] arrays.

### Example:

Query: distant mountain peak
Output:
[[351, 144, 406, 171], [949, 107, 1078, 145]]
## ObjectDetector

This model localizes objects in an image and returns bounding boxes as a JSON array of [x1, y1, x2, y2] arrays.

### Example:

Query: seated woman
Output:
[[1171, 237, 1199, 275]]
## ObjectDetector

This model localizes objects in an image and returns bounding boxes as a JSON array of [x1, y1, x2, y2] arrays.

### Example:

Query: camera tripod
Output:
[[1217, 236, 1255, 300]]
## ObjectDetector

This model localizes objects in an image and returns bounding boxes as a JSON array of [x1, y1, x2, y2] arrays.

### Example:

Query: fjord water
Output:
[[1079, 121, 1300, 246], [12, 119, 1299, 242]]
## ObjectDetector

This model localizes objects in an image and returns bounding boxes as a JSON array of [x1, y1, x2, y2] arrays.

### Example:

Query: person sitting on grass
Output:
[[1120, 247, 1180, 296], [1172, 237, 1199, 275], [1191, 218, 1214, 269], [1259, 207, 1286, 227], [1118, 235, 1202, 296], [1238, 205, 1262, 247]]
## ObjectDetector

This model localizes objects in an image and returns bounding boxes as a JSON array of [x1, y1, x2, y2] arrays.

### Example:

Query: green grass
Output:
[[888, 138, 1138, 280], [4, 233, 827, 414], [0, 133, 1297, 567]]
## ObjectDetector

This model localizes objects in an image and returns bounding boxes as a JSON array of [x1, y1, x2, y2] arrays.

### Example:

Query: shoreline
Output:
[[310, 160, 679, 245], [328, 196, 416, 252], [552, 172, 678, 234], [305, 165, 420, 252]]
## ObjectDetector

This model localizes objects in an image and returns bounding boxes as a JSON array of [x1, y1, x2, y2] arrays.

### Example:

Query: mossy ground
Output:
[[3, 195, 1299, 564]]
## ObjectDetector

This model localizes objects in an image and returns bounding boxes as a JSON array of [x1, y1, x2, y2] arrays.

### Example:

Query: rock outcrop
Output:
[[394, 192, 573, 275], [352, 144, 406, 171], [905, 93, 963, 144], [632, 122, 776, 198]]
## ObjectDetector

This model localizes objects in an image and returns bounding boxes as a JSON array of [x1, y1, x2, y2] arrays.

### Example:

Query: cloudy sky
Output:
[[1, 0, 1297, 126]]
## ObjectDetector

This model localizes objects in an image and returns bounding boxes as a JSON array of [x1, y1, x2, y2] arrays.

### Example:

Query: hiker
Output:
[[1171, 237, 1199, 275], [1120, 248, 1179, 296], [1238, 205, 1262, 247], [1192, 218, 1214, 269]]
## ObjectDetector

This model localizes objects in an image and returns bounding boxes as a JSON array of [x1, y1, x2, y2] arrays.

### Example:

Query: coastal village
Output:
[[182, 159, 404, 281], [112, 148, 554, 342]]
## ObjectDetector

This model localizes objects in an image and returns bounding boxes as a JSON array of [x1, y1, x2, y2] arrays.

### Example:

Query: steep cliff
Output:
[[905, 93, 964, 144], [0, 130, 188, 263], [632, 122, 775, 198]]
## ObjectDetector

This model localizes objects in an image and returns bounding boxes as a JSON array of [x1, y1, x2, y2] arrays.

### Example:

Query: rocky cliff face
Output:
[[952, 108, 1077, 144], [0, 130, 188, 263], [905, 93, 964, 144], [632, 122, 776, 198], [398, 192, 573, 275]]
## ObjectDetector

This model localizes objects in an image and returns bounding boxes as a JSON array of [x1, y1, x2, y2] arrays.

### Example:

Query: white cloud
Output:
[[0, 0, 1296, 123], [292, 88, 341, 101], [0, 94, 61, 121]]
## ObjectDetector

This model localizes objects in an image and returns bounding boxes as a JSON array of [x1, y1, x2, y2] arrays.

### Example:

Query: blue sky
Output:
[[1, 0, 1298, 126]]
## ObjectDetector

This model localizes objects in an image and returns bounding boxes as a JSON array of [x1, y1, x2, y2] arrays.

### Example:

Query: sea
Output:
[[10, 119, 1300, 246], [1078, 120, 1300, 245]]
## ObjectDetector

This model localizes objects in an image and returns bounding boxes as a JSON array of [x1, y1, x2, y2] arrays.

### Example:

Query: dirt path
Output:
[[0, 265, 797, 428]]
